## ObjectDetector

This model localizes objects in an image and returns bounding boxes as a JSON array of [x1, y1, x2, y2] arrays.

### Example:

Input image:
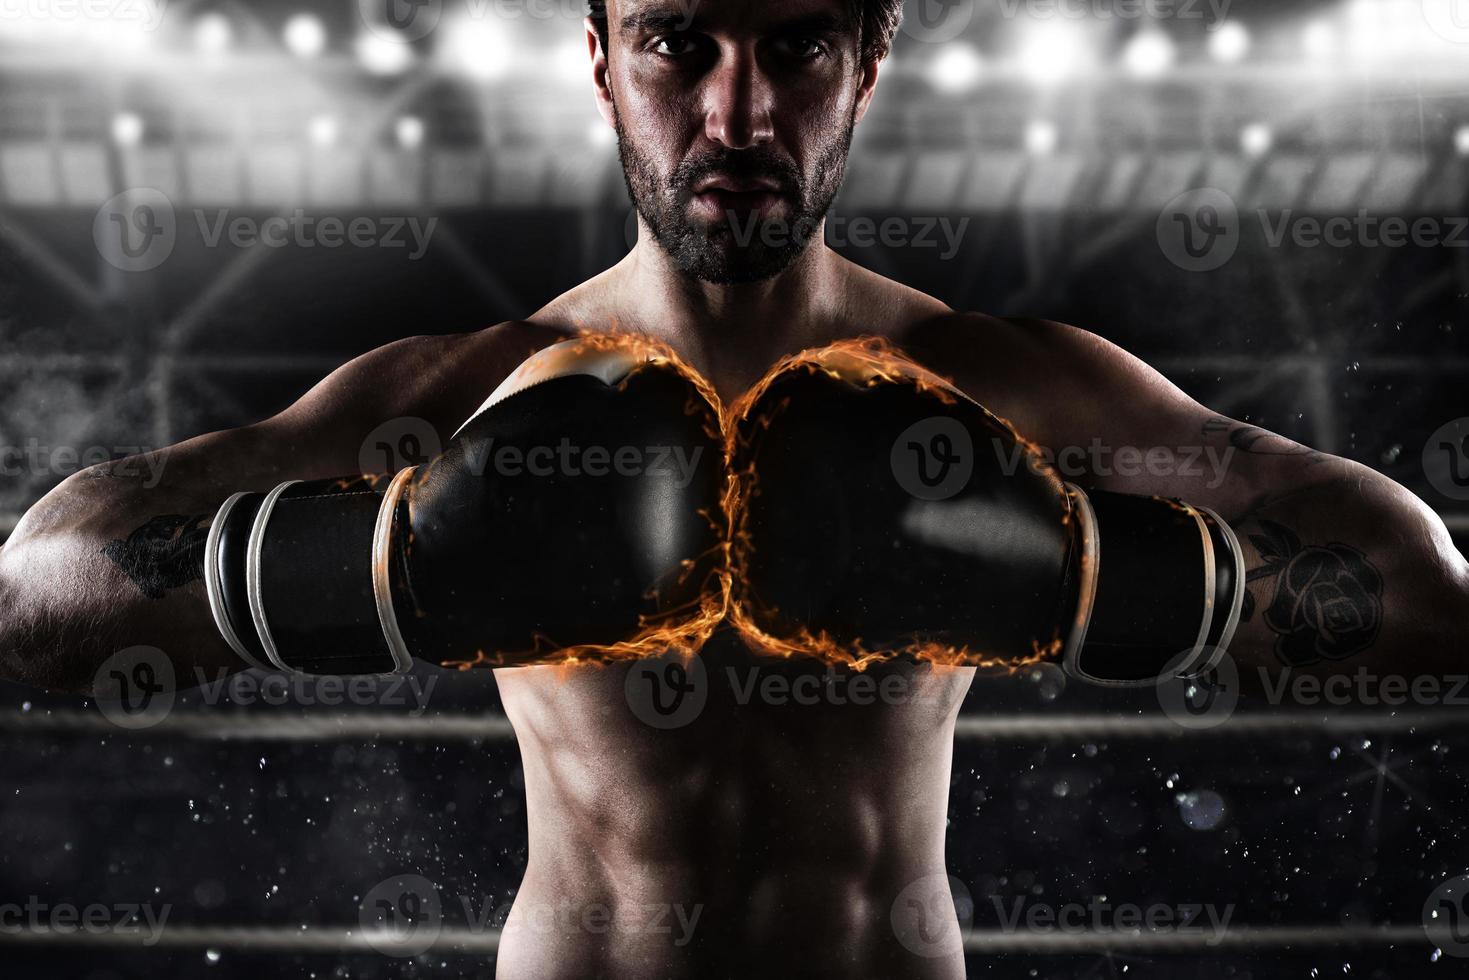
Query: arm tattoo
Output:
[[102, 514, 210, 599], [1202, 417, 1332, 466], [1240, 519, 1384, 667]]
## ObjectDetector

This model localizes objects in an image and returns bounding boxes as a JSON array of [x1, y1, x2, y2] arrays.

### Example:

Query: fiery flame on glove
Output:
[[442, 331, 1066, 674]]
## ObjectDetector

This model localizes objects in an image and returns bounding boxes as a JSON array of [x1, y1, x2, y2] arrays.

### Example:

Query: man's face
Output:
[[596, 0, 874, 284]]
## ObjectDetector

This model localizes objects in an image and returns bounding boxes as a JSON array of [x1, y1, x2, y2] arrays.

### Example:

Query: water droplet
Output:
[[1177, 789, 1227, 831]]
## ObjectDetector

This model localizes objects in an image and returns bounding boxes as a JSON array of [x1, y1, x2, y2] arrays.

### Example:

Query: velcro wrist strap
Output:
[[1061, 487, 1244, 687], [244, 471, 415, 675], [205, 491, 271, 670], [1193, 505, 1246, 674]]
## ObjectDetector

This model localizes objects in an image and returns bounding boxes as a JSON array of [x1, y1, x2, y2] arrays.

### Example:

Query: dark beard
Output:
[[616, 111, 854, 284]]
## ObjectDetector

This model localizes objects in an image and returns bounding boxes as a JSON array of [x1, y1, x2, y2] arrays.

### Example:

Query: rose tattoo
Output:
[[1241, 519, 1383, 667]]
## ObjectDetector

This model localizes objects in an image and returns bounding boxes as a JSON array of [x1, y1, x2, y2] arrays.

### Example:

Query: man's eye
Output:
[[775, 36, 826, 60], [652, 35, 700, 56]]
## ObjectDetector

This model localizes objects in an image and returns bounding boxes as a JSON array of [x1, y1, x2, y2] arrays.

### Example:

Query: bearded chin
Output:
[[615, 116, 853, 285]]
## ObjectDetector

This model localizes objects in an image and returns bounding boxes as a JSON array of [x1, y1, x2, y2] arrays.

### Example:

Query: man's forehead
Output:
[[612, 0, 853, 33]]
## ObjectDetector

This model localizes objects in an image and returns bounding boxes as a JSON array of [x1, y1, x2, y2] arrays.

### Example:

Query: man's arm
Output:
[[903, 314, 1469, 688], [0, 326, 548, 694]]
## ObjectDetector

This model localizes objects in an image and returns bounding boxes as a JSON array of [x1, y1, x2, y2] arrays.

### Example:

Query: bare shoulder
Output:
[[836, 258, 952, 337], [267, 320, 571, 442], [895, 311, 1215, 452], [895, 313, 1350, 510], [526, 265, 624, 334], [898, 312, 1120, 374]]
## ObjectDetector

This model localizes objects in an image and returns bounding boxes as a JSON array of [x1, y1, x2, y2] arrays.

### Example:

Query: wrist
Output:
[[1060, 485, 1245, 687], [204, 470, 416, 675]]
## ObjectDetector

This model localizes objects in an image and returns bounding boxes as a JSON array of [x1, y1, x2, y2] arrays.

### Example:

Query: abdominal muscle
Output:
[[491, 632, 975, 979]]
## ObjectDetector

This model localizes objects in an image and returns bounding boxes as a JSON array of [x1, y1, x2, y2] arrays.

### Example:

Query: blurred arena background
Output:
[[1, 0, 1469, 977]]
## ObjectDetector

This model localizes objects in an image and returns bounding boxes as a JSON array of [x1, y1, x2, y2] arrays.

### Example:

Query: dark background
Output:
[[1, 0, 1468, 976]]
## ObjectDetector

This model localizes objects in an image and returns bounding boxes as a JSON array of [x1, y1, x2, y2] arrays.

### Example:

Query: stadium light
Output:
[[284, 14, 326, 59], [308, 114, 339, 148], [552, 40, 588, 84], [1122, 29, 1176, 79], [194, 12, 233, 56], [927, 43, 985, 94], [1303, 20, 1339, 62], [587, 120, 617, 148], [1346, 0, 1455, 63], [1346, 0, 1398, 61], [355, 30, 415, 75], [1025, 119, 1058, 156], [1208, 22, 1250, 64], [1016, 21, 1092, 86], [0, 3, 152, 57], [111, 113, 144, 147], [396, 116, 425, 150], [1455, 126, 1469, 157], [1240, 122, 1272, 158], [442, 16, 514, 82]]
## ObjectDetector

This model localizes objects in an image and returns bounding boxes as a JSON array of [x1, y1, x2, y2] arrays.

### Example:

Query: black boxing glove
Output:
[[205, 337, 727, 675], [731, 343, 1243, 686]]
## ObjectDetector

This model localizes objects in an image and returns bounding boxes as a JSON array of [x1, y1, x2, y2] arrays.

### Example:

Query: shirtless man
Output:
[[2, 0, 1466, 977]]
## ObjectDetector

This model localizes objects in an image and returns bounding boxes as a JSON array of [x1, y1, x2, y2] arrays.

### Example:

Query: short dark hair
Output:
[[586, 0, 903, 67]]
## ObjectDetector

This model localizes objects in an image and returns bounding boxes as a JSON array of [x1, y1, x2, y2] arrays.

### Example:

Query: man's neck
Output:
[[610, 224, 854, 396]]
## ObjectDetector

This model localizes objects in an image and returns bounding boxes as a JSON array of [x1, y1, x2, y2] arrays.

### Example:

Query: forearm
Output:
[[0, 446, 281, 693], [1223, 465, 1469, 695]]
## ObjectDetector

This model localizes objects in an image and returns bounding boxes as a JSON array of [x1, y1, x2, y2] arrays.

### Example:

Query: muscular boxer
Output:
[[2, 0, 1466, 977]]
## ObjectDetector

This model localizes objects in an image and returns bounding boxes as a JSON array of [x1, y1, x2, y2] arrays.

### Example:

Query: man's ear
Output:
[[853, 57, 882, 125], [587, 18, 617, 131]]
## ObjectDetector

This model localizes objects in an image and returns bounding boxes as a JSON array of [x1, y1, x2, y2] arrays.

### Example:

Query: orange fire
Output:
[[723, 337, 1062, 674], [432, 332, 1067, 675]]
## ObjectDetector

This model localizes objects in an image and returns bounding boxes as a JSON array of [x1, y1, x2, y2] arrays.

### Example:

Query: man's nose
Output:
[[703, 51, 775, 150]]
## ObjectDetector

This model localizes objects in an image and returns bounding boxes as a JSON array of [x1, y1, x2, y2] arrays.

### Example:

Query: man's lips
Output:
[[693, 176, 783, 194], [689, 177, 790, 219]]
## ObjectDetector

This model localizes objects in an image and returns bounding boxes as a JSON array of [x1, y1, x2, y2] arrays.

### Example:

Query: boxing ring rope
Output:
[[2, 709, 1467, 741], [0, 708, 1457, 957], [0, 922, 1431, 954]]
